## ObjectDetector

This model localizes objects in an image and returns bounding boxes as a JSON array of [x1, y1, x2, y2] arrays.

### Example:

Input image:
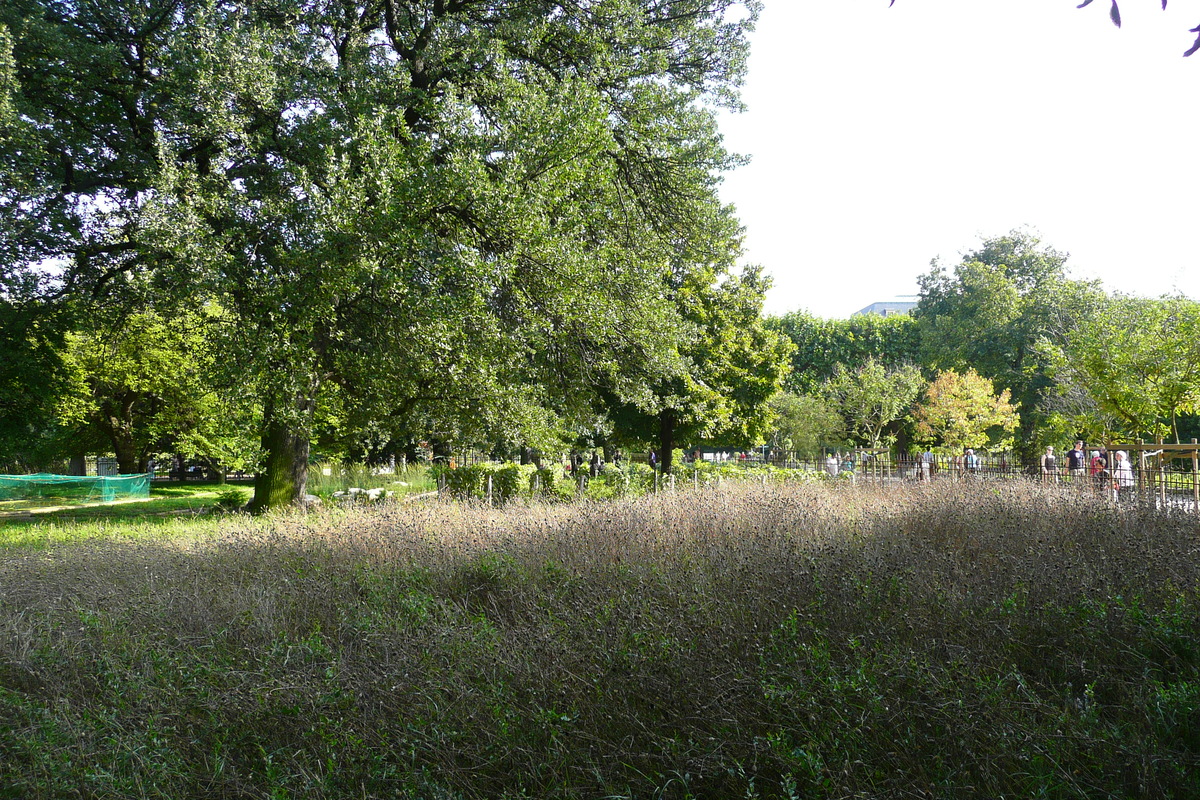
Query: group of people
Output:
[[824, 451, 856, 478], [915, 448, 983, 481], [1041, 440, 1135, 500]]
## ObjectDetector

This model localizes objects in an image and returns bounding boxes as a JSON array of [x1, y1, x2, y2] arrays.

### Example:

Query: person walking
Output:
[[1040, 446, 1058, 483], [1066, 440, 1087, 481], [1113, 450, 1135, 503], [825, 452, 840, 478], [1090, 450, 1109, 496], [964, 448, 981, 477]]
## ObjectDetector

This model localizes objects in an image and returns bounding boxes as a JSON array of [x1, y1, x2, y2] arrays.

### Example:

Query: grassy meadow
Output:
[[0, 465, 437, 533], [2, 480, 1199, 798]]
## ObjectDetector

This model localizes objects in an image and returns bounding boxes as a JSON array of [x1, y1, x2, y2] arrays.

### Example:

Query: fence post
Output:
[[487, 474, 493, 505], [1158, 438, 1166, 507], [1193, 439, 1199, 514]]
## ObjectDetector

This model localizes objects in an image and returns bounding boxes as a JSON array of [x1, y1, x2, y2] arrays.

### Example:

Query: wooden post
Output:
[[1193, 439, 1199, 514], [1137, 439, 1145, 500], [1156, 438, 1164, 507]]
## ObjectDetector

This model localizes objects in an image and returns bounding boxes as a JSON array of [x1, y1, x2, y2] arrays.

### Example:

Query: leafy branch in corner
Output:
[[888, 0, 1200, 56]]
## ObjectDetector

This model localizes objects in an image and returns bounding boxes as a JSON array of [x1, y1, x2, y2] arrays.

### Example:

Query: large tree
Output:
[[765, 391, 846, 459], [913, 231, 1097, 461], [3, 0, 759, 509], [55, 305, 258, 476], [0, 290, 71, 471], [1047, 294, 1200, 443], [608, 257, 794, 475]]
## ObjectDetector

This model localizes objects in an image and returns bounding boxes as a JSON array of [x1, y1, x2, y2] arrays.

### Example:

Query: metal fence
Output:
[[677, 445, 1200, 513]]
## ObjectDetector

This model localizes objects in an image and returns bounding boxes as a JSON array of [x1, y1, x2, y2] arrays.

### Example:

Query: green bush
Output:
[[431, 462, 537, 504], [530, 465, 575, 501], [215, 488, 248, 511], [427, 458, 823, 503], [490, 463, 532, 505], [308, 462, 434, 498]]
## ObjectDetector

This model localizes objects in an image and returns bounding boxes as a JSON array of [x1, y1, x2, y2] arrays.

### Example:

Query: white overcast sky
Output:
[[717, 0, 1200, 319]]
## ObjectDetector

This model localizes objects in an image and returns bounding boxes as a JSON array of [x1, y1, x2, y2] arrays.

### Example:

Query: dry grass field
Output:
[[2, 480, 1199, 798]]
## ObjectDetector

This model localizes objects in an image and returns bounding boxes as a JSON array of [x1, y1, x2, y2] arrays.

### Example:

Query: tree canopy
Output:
[[912, 368, 1020, 454], [766, 392, 845, 459], [823, 357, 924, 449], [1046, 294, 1200, 443], [913, 231, 1096, 459], [606, 256, 794, 474], [767, 311, 918, 396], [3, 0, 762, 506]]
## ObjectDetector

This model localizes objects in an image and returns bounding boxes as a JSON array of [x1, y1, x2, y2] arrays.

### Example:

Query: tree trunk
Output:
[[111, 429, 139, 475], [249, 395, 315, 513], [658, 408, 677, 475], [431, 436, 452, 465], [1017, 415, 1039, 466], [204, 459, 226, 484]]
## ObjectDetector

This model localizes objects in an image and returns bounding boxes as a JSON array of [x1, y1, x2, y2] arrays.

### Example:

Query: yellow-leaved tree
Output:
[[913, 368, 1020, 454]]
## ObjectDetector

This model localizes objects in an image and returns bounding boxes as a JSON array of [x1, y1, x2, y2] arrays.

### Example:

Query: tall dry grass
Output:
[[1, 481, 1199, 798]]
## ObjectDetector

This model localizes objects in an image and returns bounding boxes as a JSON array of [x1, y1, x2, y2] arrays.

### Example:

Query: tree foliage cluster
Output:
[[0, 0, 797, 504], [767, 231, 1200, 460]]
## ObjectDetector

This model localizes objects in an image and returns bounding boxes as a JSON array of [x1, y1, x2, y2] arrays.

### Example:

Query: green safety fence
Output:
[[0, 473, 151, 503]]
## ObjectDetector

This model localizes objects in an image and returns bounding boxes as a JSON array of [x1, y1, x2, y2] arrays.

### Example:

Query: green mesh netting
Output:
[[0, 473, 151, 503]]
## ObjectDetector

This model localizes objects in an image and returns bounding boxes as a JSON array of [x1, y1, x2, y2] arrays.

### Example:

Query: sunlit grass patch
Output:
[[0, 481, 252, 528]]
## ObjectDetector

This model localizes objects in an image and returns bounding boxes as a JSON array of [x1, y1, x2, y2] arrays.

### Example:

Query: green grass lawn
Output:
[[0, 467, 438, 541], [0, 480, 252, 525]]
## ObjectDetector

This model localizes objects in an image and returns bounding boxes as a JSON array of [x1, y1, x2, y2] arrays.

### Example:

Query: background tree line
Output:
[[766, 231, 1200, 461]]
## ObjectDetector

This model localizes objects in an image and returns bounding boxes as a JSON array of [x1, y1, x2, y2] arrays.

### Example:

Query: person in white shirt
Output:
[[1112, 450, 1135, 502]]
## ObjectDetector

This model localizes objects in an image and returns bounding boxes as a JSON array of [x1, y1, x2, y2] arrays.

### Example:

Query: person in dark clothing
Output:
[[1066, 440, 1087, 479]]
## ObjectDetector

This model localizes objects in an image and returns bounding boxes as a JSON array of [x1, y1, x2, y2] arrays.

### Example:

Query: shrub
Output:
[[214, 488, 248, 511], [431, 462, 536, 504]]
